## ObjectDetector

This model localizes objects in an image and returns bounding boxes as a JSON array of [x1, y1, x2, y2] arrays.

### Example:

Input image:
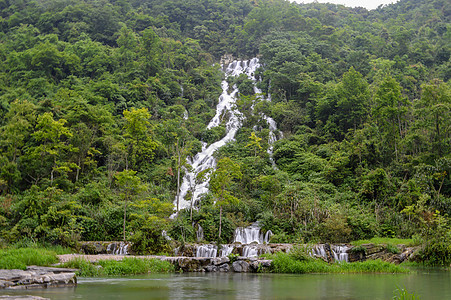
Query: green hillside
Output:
[[0, 0, 449, 266]]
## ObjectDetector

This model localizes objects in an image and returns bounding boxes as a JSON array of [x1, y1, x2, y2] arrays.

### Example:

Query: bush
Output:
[[0, 248, 58, 270], [60, 258, 100, 277], [386, 244, 401, 254], [270, 252, 409, 274], [416, 241, 451, 266], [392, 286, 421, 300], [289, 244, 311, 261]]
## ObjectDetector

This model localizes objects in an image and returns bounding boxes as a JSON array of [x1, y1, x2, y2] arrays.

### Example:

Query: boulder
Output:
[[0, 267, 76, 290], [218, 264, 230, 272], [232, 261, 250, 273], [204, 265, 218, 272]]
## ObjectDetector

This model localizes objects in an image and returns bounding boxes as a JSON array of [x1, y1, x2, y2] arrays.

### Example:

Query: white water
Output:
[[311, 244, 349, 262], [234, 222, 272, 245], [196, 244, 218, 258], [220, 245, 235, 257], [106, 242, 129, 255], [174, 58, 264, 212], [196, 224, 204, 242], [332, 245, 349, 262]]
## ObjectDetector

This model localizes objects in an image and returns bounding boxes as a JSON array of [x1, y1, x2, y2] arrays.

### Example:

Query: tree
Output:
[[415, 79, 450, 158], [0, 100, 37, 163], [122, 107, 157, 170], [114, 169, 145, 242], [245, 131, 263, 157], [373, 75, 409, 162], [209, 157, 242, 242], [29, 112, 77, 186]]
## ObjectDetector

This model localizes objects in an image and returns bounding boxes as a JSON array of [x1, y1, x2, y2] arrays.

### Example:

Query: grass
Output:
[[392, 286, 421, 299], [9, 240, 74, 254], [0, 248, 59, 270], [351, 237, 416, 247], [269, 252, 409, 274], [60, 257, 175, 277]]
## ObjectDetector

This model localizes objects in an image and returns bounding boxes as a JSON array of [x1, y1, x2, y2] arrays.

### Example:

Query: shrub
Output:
[[60, 258, 100, 277], [289, 244, 311, 261], [386, 244, 401, 254], [392, 286, 421, 300], [270, 252, 409, 274]]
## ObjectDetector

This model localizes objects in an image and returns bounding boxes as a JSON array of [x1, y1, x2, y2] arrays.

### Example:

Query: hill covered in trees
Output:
[[0, 0, 449, 265]]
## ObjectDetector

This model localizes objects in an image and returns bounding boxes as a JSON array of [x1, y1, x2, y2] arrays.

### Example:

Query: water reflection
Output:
[[0, 270, 450, 300]]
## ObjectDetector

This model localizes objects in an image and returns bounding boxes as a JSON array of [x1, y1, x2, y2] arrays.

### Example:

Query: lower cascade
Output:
[[106, 242, 129, 255], [190, 222, 273, 258], [312, 244, 349, 262]]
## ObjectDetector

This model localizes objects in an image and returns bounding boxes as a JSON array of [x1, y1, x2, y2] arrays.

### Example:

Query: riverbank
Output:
[[57, 252, 409, 275]]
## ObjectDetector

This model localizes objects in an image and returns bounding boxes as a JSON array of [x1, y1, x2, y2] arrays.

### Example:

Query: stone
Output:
[[218, 264, 230, 272], [232, 261, 250, 273], [204, 265, 218, 272], [211, 257, 229, 265], [0, 268, 76, 290]]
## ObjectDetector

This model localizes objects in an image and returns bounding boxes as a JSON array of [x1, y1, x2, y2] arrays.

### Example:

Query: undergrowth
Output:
[[0, 248, 58, 270], [269, 252, 409, 274], [60, 257, 175, 276]]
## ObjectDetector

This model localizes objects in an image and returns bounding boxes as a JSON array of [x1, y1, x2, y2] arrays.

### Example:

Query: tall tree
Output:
[[209, 157, 242, 242]]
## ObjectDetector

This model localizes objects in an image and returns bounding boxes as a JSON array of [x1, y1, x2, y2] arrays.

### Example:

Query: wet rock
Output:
[[232, 261, 250, 273], [204, 265, 218, 272], [0, 267, 76, 290], [211, 257, 229, 265], [218, 264, 230, 272]]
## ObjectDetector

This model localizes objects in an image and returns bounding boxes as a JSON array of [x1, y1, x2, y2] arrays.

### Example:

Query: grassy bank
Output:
[[61, 257, 175, 276], [269, 252, 409, 274], [0, 248, 59, 270]]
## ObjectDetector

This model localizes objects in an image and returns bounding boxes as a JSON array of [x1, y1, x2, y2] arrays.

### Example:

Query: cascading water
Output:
[[234, 222, 272, 245], [220, 245, 234, 257], [174, 59, 262, 212], [311, 244, 349, 262], [106, 242, 129, 255], [332, 245, 349, 262], [234, 222, 272, 257], [176, 58, 280, 258], [196, 244, 218, 258], [196, 224, 204, 242]]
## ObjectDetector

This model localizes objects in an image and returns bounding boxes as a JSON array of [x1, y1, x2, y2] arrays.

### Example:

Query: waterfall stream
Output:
[[174, 58, 281, 213]]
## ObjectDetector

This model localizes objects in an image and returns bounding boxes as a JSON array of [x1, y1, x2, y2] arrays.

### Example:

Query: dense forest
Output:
[[0, 0, 449, 265]]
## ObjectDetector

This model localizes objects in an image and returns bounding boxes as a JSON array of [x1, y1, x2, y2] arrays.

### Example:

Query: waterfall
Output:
[[243, 245, 259, 257], [196, 225, 204, 242], [332, 245, 349, 262], [220, 245, 234, 257], [234, 222, 272, 245], [196, 244, 218, 258], [174, 59, 262, 212], [106, 242, 129, 255], [311, 244, 349, 262]]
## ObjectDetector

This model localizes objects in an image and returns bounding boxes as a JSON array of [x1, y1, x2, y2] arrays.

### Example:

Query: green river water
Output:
[[1, 270, 450, 299]]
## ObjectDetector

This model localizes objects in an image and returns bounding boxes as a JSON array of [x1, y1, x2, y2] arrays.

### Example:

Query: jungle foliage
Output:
[[0, 0, 450, 265]]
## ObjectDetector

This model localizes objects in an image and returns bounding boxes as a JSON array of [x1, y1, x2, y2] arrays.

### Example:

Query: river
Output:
[[2, 269, 450, 299]]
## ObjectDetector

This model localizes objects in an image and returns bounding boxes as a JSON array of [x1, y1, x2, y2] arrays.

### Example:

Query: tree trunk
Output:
[[176, 142, 181, 211], [123, 197, 128, 242], [219, 205, 222, 243]]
